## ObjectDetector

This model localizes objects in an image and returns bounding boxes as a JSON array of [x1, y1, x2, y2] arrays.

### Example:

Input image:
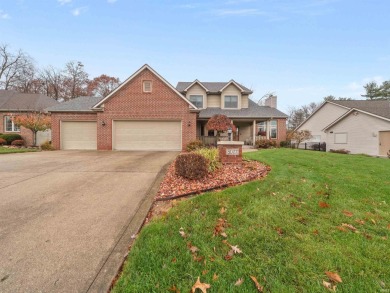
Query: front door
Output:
[[379, 131, 390, 156]]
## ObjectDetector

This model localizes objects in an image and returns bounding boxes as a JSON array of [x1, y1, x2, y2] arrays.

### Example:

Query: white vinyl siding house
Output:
[[325, 111, 390, 156]]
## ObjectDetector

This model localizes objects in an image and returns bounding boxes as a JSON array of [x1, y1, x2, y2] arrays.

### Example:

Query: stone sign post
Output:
[[217, 141, 244, 164]]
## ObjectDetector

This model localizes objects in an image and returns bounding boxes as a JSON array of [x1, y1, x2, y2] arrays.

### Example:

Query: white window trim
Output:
[[189, 94, 204, 109], [223, 95, 239, 109], [4, 116, 20, 132], [143, 80, 152, 93], [269, 120, 277, 139]]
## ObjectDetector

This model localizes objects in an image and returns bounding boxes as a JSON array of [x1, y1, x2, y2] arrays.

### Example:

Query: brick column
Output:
[[217, 141, 244, 164]]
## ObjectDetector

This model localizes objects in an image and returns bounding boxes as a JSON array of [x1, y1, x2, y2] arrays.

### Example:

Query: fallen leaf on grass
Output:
[[202, 270, 208, 275], [276, 227, 284, 236], [355, 219, 365, 225], [171, 257, 177, 263], [387, 224, 390, 230], [191, 277, 211, 293], [179, 227, 187, 238], [230, 245, 243, 254], [213, 273, 218, 281], [235, 278, 244, 286], [313, 229, 319, 235], [325, 271, 343, 283], [220, 207, 226, 214], [250, 276, 264, 292], [341, 223, 357, 232], [168, 285, 180, 292], [213, 218, 228, 237], [220, 232, 228, 238], [322, 280, 336, 292], [189, 246, 199, 253], [363, 233, 372, 240], [342, 210, 353, 217], [336, 226, 347, 232], [224, 255, 233, 261], [319, 201, 330, 208]]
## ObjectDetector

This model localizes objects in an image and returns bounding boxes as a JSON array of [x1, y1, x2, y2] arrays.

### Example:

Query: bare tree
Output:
[[87, 74, 120, 97], [40, 66, 65, 101], [0, 44, 35, 90], [63, 61, 88, 100]]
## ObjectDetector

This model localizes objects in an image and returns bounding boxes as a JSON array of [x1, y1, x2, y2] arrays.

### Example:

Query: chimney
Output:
[[264, 95, 277, 108]]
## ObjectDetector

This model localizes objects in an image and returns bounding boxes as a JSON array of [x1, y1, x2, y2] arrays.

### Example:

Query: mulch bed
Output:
[[156, 160, 270, 201]]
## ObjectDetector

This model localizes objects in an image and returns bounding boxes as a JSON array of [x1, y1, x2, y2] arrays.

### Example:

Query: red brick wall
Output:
[[276, 118, 287, 144], [50, 68, 197, 151], [96, 68, 197, 150], [51, 113, 98, 149], [0, 112, 34, 146]]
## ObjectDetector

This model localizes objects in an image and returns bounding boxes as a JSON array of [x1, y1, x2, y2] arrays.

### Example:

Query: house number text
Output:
[[226, 149, 239, 155]]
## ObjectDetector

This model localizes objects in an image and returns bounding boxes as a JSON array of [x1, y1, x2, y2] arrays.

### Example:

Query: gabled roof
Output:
[[0, 90, 59, 112], [198, 99, 288, 119], [176, 81, 253, 94], [296, 99, 390, 131], [323, 107, 390, 131], [93, 64, 198, 110], [46, 96, 103, 112], [331, 100, 390, 119]]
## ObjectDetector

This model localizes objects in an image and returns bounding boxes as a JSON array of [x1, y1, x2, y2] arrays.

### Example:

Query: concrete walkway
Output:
[[0, 150, 177, 293]]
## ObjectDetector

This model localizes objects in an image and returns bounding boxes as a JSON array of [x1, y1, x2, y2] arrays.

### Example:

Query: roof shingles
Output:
[[0, 90, 59, 111], [331, 100, 390, 119], [46, 96, 103, 112]]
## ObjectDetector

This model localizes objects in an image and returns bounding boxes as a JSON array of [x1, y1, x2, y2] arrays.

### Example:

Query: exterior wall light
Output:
[[101, 121, 106, 126]]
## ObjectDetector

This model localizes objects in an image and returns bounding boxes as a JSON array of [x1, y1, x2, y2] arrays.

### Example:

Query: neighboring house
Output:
[[0, 90, 59, 146], [46, 64, 287, 151], [176, 81, 287, 145], [295, 100, 390, 156]]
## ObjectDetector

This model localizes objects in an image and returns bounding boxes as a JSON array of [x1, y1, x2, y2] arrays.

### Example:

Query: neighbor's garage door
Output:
[[113, 121, 181, 151], [61, 121, 97, 150]]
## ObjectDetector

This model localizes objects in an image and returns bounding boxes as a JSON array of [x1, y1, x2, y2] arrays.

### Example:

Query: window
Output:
[[334, 133, 347, 144], [4, 116, 20, 132], [269, 120, 277, 139], [143, 80, 152, 92], [224, 95, 238, 108], [257, 121, 266, 136], [189, 95, 203, 108]]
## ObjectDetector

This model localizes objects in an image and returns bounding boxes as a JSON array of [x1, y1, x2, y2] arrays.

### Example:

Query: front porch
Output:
[[196, 119, 276, 146]]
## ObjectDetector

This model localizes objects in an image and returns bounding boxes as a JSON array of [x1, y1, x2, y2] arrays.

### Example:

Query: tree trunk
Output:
[[33, 130, 37, 147]]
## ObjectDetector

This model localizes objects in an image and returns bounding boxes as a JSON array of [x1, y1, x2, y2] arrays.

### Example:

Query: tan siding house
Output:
[[296, 100, 390, 156]]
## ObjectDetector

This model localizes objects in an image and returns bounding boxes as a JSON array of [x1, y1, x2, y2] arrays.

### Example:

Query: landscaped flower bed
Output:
[[156, 159, 269, 200]]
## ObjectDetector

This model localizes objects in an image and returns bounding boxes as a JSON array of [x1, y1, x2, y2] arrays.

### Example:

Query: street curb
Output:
[[85, 161, 171, 293]]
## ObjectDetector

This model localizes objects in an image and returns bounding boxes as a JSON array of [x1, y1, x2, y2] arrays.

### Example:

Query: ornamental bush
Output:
[[11, 139, 25, 147], [0, 134, 22, 145], [40, 141, 55, 151], [0, 138, 6, 145], [329, 149, 350, 154], [255, 139, 277, 149], [175, 153, 208, 180], [186, 140, 204, 152], [195, 147, 221, 172]]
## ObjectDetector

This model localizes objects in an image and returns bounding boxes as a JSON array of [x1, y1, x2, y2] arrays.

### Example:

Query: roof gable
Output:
[[176, 81, 252, 94], [93, 64, 198, 110], [219, 80, 245, 93], [183, 80, 209, 92]]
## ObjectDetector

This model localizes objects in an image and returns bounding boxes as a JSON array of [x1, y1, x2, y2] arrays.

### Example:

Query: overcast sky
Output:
[[1, 0, 389, 112]]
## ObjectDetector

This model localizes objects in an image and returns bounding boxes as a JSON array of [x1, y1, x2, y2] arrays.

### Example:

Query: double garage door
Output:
[[61, 121, 181, 151]]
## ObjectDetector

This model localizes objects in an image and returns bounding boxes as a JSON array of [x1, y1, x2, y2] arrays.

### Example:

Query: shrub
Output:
[[0, 138, 6, 145], [194, 147, 221, 172], [329, 149, 350, 154], [255, 139, 277, 149], [279, 141, 290, 148], [41, 141, 55, 151], [0, 134, 22, 145], [310, 142, 326, 151], [11, 139, 25, 147], [186, 140, 204, 152], [175, 153, 208, 180]]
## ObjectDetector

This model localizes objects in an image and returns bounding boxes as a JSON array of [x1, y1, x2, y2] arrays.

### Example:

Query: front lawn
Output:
[[0, 146, 39, 154], [113, 149, 390, 292]]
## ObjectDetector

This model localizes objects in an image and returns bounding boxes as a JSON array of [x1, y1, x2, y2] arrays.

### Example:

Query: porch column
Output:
[[253, 120, 256, 146], [266, 120, 270, 139]]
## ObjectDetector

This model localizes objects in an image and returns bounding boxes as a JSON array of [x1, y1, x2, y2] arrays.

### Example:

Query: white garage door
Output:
[[61, 121, 97, 150], [113, 120, 181, 151]]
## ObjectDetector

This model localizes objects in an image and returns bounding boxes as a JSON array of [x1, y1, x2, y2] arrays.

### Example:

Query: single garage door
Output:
[[61, 121, 97, 150], [113, 120, 181, 151]]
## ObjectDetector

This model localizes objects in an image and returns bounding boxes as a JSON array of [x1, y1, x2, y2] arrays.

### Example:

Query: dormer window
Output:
[[224, 95, 238, 109], [189, 95, 203, 108], [143, 80, 152, 92]]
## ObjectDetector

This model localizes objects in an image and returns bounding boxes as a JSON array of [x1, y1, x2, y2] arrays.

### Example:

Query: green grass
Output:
[[113, 149, 390, 293], [0, 146, 39, 154]]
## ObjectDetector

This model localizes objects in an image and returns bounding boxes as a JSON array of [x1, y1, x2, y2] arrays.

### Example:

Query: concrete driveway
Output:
[[0, 150, 177, 293]]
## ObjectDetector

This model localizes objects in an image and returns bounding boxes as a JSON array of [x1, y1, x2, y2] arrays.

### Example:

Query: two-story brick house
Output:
[[176, 81, 287, 145], [47, 64, 287, 151]]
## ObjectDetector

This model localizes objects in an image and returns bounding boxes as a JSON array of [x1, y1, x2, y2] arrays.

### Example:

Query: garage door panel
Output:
[[61, 121, 97, 150], [113, 121, 181, 151]]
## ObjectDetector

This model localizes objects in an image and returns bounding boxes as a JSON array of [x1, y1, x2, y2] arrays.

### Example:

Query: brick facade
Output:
[[276, 118, 287, 144], [51, 68, 197, 151], [0, 112, 34, 146], [217, 142, 243, 164]]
